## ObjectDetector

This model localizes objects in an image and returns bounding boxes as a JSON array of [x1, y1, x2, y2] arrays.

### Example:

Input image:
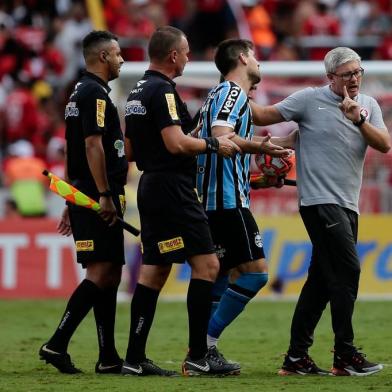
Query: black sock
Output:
[[125, 283, 159, 363], [47, 279, 100, 353], [187, 278, 213, 360], [93, 286, 120, 363]]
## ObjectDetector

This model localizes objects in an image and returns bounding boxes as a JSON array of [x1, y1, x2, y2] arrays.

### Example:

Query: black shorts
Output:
[[138, 172, 215, 265], [68, 180, 125, 268], [207, 207, 265, 271]]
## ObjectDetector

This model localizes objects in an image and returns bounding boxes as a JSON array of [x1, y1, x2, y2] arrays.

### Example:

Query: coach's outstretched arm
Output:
[[249, 101, 284, 126]]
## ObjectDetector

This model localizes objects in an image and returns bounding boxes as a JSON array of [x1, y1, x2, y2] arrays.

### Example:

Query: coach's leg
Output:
[[125, 264, 172, 364], [207, 259, 268, 348], [186, 253, 219, 360]]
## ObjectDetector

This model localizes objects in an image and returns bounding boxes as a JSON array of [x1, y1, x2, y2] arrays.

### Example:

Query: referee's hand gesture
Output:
[[99, 196, 117, 226]]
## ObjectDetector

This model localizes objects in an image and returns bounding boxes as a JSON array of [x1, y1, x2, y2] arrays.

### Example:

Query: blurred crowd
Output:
[[0, 0, 392, 217]]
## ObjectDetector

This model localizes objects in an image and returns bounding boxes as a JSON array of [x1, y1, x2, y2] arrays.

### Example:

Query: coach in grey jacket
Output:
[[253, 47, 391, 376]]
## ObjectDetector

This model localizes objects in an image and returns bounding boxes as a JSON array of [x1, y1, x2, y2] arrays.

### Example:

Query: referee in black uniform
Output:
[[39, 31, 127, 374], [121, 26, 241, 377]]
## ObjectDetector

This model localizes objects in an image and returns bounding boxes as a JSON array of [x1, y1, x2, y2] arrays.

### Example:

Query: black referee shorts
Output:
[[138, 172, 215, 265], [207, 207, 265, 271], [68, 180, 125, 268]]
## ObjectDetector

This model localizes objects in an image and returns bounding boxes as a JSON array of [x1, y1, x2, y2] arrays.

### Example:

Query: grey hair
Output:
[[324, 47, 361, 74]]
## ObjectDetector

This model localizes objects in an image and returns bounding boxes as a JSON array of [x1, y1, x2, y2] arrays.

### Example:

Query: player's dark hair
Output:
[[148, 26, 185, 62], [82, 30, 118, 59], [215, 39, 254, 76]]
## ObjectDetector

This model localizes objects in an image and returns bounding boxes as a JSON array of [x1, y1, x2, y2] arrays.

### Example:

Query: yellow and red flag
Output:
[[44, 170, 100, 212], [42, 170, 140, 236]]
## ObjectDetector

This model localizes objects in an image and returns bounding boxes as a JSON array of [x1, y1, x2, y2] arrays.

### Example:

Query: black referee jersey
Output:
[[125, 70, 196, 175], [65, 71, 128, 185]]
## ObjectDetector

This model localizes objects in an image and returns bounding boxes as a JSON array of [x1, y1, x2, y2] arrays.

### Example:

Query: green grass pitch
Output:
[[0, 299, 391, 391]]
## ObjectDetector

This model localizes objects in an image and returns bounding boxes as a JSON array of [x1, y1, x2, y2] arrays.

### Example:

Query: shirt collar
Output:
[[83, 71, 111, 93], [144, 70, 176, 87], [324, 84, 358, 102]]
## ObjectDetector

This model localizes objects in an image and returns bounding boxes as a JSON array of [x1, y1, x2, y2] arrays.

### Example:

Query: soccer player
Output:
[[39, 31, 128, 374], [196, 39, 294, 368], [121, 26, 241, 377], [250, 46, 391, 376]]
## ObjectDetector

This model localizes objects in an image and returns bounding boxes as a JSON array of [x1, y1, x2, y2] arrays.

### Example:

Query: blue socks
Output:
[[208, 272, 268, 340]]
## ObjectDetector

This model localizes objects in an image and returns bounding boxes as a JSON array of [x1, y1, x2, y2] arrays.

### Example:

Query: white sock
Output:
[[207, 334, 219, 348]]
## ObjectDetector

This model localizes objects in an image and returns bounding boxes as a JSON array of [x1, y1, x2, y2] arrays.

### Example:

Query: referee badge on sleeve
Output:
[[96, 99, 106, 127], [165, 93, 179, 120]]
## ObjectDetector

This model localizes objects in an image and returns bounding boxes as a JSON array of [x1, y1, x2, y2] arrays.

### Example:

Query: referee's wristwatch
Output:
[[353, 113, 366, 127], [98, 189, 112, 197]]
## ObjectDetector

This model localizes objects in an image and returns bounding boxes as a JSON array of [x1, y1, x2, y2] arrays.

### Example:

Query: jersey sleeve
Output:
[[151, 82, 182, 131], [369, 97, 387, 130], [80, 85, 109, 138], [211, 83, 246, 130], [274, 87, 312, 122]]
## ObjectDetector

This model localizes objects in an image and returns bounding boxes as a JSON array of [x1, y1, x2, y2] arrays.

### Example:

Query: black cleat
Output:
[[278, 354, 330, 376], [331, 351, 383, 376], [95, 358, 123, 374], [39, 344, 82, 374], [121, 358, 179, 377], [182, 349, 241, 377], [207, 346, 240, 373]]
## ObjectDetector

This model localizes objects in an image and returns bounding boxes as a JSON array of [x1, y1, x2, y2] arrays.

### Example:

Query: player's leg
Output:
[[208, 258, 268, 349], [207, 208, 266, 350]]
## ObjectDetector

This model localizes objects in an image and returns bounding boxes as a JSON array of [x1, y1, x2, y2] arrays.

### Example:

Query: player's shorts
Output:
[[138, 171, 215, 265], [206, 207, 265, 271], [68, 180, 125, 268]]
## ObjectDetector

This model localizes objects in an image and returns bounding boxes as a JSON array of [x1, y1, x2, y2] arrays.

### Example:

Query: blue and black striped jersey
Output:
[[196, 81, 253, 211]]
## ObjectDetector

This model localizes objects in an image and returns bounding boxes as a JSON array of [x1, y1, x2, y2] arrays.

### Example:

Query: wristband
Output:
[[204, 137, 219, 153], [353, 113, 366, 127], [99, 189, 112, 197]]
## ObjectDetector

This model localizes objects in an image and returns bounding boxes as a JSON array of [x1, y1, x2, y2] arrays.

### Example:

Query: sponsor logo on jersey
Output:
[[65, 102, 79, 119], [165, 93, 179, 120], [125, 100, 146, 116], [114, 139, 125, 157], [76, 240, 94, 251], [360, 107, 369, 119], [158, 236, 184, 253], [255, 233, 263, 248], [221, 86, 241, 114], [96, 99, 106, 127]]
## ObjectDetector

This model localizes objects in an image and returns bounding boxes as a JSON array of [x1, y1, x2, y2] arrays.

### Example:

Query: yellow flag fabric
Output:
[[45, 171, 100, 212]]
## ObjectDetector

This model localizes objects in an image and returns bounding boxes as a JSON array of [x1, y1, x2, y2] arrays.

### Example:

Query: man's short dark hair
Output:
[[215, 39, 254, 76], [82, 30, 118, 59], [148, 26, 185, 62]]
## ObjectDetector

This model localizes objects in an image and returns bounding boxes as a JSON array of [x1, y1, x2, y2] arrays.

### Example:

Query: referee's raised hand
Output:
[[216, 132, 242, 157]]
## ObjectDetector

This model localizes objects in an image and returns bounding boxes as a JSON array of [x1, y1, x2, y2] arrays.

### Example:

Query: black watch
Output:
[[353, 113, 366, 127], [99, 189, 112, 197]]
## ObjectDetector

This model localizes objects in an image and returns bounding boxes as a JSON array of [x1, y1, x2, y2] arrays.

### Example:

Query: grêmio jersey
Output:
[[197, 81, 253, 211], [125, 70, 195, 175], [65, 72, 128, 185]]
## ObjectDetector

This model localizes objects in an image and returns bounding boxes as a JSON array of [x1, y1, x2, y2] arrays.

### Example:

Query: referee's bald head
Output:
[[148, 26, 185, 63]]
